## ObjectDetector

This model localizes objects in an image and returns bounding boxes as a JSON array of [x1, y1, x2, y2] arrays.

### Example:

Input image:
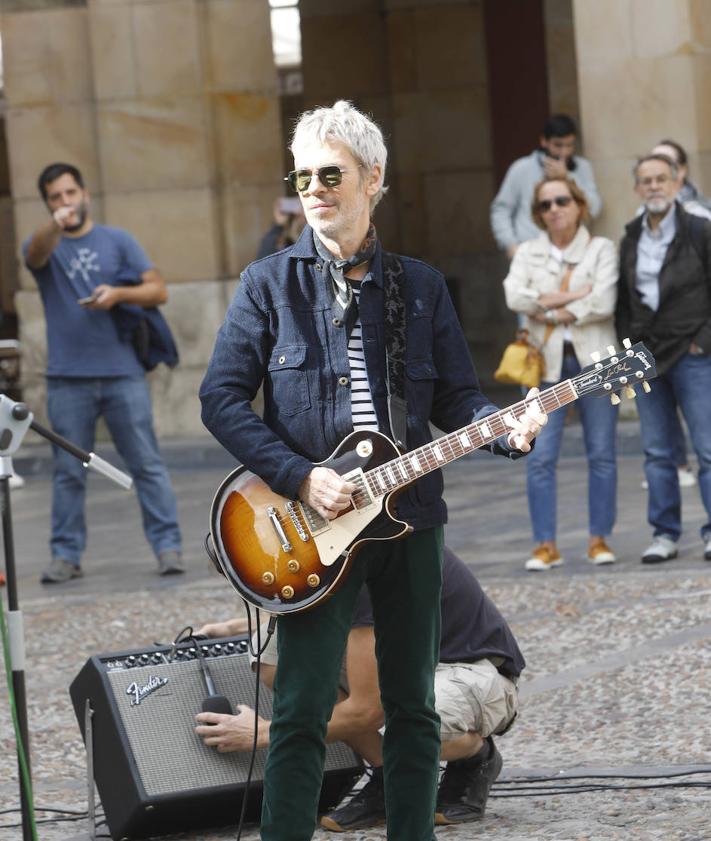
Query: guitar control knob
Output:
[[262, 571, 275, 585], [225, 642, 235, 652], [307, 574, 320, 588], [281, 585, 295, 599], [237, 641, 248, 652], [126, 655, 136, 666], [287, 559, 300, 573], [139, 654, 150, 665], [151, 653, 162, 663], [212, 644, 222, 654]]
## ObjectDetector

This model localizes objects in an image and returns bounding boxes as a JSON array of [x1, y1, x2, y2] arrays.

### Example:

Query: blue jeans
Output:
[[47, 376, 181, 564], [635, 352, 711, 541], [527, 353, 618, 543]]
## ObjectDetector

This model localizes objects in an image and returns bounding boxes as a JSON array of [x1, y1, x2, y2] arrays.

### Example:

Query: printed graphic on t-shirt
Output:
[[67, 248, 100, 283]]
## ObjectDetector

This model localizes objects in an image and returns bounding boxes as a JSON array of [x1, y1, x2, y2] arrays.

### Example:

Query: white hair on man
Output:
[[290, 100, 389, 211]]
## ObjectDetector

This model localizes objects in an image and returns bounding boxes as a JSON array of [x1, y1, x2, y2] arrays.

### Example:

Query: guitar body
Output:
[[210, 430, 411, 614], [209, 341, 657, 615]]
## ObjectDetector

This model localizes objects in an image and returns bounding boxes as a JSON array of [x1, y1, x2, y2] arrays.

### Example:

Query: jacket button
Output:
[[338, 376, 349, 386], [332, 317, 342, 327], [315, 263, 322, 270], [278, 355, 286, 364]]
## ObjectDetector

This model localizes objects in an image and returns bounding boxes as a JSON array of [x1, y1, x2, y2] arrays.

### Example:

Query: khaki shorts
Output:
[[435, 659, 519, 740], [251, 628, 517, 737]]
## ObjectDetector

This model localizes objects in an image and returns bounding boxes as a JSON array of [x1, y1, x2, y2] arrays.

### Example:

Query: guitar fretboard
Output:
[[362, 380, 577, 500]]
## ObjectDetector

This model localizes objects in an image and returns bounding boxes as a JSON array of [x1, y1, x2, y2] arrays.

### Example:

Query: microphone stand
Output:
[[0, 394, 133, 841]]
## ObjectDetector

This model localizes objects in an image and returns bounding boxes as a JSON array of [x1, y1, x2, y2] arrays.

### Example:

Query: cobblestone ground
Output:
[[2, 447, 711, 840]]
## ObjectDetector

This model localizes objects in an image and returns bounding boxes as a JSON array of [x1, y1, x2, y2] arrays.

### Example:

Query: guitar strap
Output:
[[382, 251, 408, 450]]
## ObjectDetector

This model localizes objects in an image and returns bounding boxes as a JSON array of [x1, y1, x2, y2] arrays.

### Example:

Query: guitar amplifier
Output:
[[69, 635, 362, 840]]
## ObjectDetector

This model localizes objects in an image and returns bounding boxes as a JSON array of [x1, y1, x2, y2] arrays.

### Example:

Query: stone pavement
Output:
[[2, 425, 711, 841]]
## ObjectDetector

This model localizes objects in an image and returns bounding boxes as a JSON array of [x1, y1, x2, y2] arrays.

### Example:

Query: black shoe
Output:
[[435, 737, 503, 825], [320, 767, 386, 832]]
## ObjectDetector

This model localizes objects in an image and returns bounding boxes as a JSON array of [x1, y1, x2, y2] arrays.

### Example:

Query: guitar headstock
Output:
[[572, 340, 657, 402]]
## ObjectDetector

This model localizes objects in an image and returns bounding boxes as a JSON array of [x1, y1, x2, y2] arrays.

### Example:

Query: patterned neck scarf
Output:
[[312, 223, 378, 315]]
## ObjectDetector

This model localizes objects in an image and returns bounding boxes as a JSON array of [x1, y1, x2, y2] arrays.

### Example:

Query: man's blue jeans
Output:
[[527, 353, 618, 543], [636, 352, 711, 541], [47, 376, 181, 564]]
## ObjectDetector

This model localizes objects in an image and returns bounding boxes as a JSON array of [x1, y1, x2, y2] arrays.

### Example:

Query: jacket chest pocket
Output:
[[268, 343, 311, 416], [406, 357, 438, 416]]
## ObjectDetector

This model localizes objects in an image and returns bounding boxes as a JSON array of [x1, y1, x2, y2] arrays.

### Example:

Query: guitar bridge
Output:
[[286, 500, 310, 542]]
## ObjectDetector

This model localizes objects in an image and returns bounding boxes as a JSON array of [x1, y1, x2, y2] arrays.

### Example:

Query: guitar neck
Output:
[[364, 380, 578, 498]]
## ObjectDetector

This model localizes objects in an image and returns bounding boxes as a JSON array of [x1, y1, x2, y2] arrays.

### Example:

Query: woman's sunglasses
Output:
[[537, 195, 574, 212], [285, 165, 356, 193]]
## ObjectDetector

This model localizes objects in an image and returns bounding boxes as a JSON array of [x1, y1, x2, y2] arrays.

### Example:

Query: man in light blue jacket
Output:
[[490, 114, 602, 260]]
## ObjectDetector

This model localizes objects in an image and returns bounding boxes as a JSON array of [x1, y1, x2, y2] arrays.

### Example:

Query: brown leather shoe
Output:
[[525, 544, 563, 571]]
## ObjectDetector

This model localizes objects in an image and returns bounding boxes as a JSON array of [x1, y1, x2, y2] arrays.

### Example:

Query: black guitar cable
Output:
[[202, 529, 278, 839]]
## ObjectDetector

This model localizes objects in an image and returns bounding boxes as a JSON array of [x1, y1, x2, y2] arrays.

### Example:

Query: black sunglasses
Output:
[[537, 195, 574, 212], [285, 165, 357, 193]]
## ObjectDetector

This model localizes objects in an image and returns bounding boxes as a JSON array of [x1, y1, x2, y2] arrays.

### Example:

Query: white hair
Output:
[[290, 100, 389, 212]]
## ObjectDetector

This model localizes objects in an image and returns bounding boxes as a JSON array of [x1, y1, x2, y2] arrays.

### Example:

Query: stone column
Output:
[[572, 0, 711, 241], [2, 0, 282, 435]]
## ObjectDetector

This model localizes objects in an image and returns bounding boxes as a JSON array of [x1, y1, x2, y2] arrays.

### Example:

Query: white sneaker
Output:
[[641, 468, 696, 491], [9, 474, 25, 490], [678, 467, 696, 488], [641, 535, 678, 565]]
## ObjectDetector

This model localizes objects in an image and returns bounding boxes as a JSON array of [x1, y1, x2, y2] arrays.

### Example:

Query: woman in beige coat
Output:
[[503, 177, 619, 571]]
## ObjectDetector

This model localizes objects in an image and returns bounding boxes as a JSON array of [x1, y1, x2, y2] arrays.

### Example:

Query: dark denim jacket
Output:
[[200, 227, 519, 531]]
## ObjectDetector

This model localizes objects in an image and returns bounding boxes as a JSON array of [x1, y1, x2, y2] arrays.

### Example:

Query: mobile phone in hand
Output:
[[78, 295, 96, 306]]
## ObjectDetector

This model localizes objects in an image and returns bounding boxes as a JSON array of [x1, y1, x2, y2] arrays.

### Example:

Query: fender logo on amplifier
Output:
[[126, 674, 168, 706]]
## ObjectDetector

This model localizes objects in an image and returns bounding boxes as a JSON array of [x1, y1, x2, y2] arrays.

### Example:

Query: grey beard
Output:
[[645, 197, 672, 215]]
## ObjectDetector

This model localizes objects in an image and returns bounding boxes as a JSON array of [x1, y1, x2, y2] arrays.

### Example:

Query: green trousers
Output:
[[260, 526, 443, 841]]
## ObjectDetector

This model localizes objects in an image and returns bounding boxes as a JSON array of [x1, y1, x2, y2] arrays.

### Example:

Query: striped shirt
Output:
[[348, 283, 379, 431]]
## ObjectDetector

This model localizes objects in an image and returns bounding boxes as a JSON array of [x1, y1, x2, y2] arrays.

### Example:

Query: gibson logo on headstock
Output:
[[126, 674, 168, 706], [603, 361, 632, 382], [635, 351, 652, 371]]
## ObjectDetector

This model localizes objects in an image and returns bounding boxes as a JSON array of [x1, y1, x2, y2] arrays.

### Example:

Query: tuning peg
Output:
[[590, 351, 601, 363], [610, 393, 621, 405], [625, 386, 636, 399], [622, 338, 632, 349], [642, 382, 651, 393], [607, 345, 616, 355]]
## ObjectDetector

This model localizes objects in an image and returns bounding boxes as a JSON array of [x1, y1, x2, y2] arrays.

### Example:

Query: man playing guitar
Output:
[[200, 100, 546, 841]]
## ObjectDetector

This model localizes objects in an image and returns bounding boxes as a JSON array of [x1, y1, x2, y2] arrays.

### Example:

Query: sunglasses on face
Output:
[[537, 195, 574, 212], [285, 165, 355, 193]]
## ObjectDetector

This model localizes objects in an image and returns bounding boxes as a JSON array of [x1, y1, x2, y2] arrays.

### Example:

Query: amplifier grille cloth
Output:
[[107, 658, 356, 797]]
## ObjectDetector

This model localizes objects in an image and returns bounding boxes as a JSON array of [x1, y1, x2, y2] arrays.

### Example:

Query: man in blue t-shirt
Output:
[[23, 162, 183, 583]]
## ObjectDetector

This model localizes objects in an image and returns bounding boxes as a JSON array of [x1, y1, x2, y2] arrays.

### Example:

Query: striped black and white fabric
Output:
[[348, 283, 379, 432]]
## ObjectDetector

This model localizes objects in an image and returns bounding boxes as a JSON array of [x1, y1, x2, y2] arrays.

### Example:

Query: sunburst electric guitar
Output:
[[209, 340, 656, 614]]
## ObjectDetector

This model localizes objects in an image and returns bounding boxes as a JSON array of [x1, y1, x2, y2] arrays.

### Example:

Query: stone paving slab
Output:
[[2, 449, 711, 840]]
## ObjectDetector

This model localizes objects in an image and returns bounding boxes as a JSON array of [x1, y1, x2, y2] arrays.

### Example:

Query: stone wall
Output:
[[1, 0, 282, 434], [573, 0, 711, 242]]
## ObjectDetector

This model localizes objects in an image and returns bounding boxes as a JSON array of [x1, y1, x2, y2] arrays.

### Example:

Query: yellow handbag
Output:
[[494, 329, 546, 388], [495, 262, 574, 389]]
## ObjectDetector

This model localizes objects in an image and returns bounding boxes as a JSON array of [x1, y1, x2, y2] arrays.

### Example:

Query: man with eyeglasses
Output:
[[200, 100, 547, 841], [616, 153, 711, 565], [490, 113, 602, 260]]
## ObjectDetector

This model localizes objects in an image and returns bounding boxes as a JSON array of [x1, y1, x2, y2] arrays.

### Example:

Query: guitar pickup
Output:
[[342, 468, 376, 511]]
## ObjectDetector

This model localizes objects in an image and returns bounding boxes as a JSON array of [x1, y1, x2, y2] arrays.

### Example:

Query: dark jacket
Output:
[[200, 226, 520, 532], [616, 203, 711, 374]]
